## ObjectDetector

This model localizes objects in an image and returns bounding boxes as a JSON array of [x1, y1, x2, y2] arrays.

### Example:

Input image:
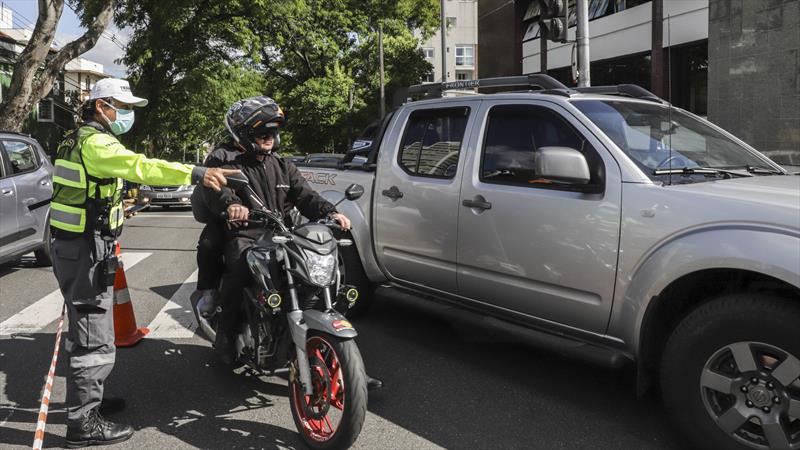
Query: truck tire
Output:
[[34, 223, 53, 267], [335, 230, 375, 317], [660, 293, 800, 450]]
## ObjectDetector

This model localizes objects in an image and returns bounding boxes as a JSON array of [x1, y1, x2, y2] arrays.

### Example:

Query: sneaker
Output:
[[65, 408, 134, 448], [196, 290, 217, 318]]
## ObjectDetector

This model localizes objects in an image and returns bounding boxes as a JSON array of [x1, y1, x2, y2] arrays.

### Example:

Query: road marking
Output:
[[0, 253, 152, 336], [146, 269, 199, 339]]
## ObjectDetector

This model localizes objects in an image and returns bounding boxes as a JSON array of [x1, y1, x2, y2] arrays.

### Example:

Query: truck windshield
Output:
[[572, 100, 776, 182]]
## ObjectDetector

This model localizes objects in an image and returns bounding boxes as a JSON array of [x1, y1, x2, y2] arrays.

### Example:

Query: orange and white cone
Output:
[[112, 243, 149, 347]]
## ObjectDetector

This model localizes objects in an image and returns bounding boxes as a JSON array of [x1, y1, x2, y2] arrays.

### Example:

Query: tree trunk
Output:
[[0, 0, 115, 132]]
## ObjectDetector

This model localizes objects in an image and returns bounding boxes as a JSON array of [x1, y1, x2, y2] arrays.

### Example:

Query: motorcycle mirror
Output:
[[225, 173, 250, 191], [344, 184, 365, 201]]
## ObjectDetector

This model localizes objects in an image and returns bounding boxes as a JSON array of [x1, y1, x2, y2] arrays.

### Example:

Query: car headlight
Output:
[[140, 185, 152, 191], [178, 185, 194, 191], [304, 250, 336, 286]]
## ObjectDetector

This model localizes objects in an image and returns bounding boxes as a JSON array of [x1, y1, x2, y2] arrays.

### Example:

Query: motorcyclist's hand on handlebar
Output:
[[330, 212, 351, 231], [227, 203, 250, 228], [203, 168, 241, 192]]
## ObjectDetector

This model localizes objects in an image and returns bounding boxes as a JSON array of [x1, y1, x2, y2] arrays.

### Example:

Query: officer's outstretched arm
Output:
[[82, 133, 237, 190]]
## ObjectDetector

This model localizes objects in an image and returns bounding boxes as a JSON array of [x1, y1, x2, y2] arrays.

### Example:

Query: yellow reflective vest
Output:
[[50, 123, 196, 236]]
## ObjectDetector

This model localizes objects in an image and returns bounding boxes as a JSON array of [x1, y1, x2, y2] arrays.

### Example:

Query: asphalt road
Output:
[[0, 209, 686, 449]]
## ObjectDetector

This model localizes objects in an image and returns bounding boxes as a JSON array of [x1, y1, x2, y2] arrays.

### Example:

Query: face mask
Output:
[[100, 101, 135, 135]]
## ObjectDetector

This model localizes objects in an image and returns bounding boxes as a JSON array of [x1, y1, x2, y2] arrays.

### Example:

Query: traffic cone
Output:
[[112, 243, 149, 347]]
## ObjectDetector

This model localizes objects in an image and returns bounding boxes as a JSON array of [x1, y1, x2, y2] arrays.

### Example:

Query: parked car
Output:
[[137, 184, 195, 208], [299, 75, 800, 450], [0, 132, 53, 266]]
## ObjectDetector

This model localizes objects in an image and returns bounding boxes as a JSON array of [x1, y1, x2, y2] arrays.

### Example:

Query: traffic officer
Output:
[[50, 77, 238, 447]]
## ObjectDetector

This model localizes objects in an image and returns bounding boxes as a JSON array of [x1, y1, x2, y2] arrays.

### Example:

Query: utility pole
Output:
[[540, 24, 547, 74], [651, 0, 664, 98], [576, 0, 591, 87], [379, 22, 385, 119], [440, 0, 447, 82]]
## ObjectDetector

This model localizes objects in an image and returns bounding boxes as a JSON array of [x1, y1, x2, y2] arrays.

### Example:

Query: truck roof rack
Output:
[[572, 84, 663, 103], [406, 74, 568, 100], [399, 74, 664, 105]]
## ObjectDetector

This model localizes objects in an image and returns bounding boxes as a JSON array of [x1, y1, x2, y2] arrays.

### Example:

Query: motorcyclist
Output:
[[191, 143, 243, 316], [204, 96, 351, 363]]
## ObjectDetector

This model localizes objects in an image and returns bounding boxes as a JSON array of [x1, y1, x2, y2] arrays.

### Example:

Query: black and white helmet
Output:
[[224, 96, 285, 151]]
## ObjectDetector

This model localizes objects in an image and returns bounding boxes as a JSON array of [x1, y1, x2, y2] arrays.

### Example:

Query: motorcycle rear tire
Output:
[[290, 331, 367, 450]]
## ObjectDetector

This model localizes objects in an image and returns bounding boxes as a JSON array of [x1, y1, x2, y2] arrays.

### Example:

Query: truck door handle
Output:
[[462, 197, 492, 210], [382, 186, 403, 200], [1, 189, 13, 196]]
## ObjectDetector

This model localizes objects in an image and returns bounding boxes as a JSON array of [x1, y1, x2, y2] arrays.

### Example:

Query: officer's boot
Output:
[[65, 407, 134, 448]]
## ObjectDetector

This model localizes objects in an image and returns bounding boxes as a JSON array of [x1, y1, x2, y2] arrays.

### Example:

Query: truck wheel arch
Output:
[[635, 268, 800, 395]]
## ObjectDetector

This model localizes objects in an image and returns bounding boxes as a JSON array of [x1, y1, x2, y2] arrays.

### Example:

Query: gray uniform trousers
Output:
[[52, 233, 116, 426]]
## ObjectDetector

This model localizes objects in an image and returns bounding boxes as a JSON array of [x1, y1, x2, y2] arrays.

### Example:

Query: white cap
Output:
[[89, 78, 148, 107]]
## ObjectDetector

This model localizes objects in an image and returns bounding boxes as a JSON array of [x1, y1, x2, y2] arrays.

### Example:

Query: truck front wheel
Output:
[[660, 293, 800, 450]]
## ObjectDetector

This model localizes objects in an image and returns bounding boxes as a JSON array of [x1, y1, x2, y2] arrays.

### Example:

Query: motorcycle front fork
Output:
[[283, 254, 337, 396]]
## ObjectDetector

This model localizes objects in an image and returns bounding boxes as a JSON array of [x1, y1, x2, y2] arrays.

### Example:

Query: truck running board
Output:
[[376, 286, 631, 370]]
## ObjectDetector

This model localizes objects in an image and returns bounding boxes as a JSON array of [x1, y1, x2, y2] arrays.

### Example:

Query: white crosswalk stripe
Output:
[[146, 269, 199, 339], [0, 253, 152, 336]]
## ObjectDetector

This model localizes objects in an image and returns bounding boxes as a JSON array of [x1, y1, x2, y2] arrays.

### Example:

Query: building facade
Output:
[[418, 0, 478, 83], [708, 0, 800, 166], [478, 0, 799, 167]]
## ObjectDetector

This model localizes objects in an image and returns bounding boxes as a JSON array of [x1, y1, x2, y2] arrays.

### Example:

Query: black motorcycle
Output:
[[191, 177, 368, 449]]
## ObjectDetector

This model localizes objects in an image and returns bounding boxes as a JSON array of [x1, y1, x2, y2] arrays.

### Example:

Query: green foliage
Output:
[[117, 0, 438, 156]]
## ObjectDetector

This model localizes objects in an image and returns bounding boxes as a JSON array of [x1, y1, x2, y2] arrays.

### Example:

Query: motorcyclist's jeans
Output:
[[196, 222, 225, 291]]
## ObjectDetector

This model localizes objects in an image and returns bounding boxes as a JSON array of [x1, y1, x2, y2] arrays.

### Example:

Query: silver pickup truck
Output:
[[301, 76, 800, 450]]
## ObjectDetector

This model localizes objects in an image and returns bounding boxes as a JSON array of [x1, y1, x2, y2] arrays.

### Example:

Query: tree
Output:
[[0, 0, 115, 132], [116, 0, 439, 155]]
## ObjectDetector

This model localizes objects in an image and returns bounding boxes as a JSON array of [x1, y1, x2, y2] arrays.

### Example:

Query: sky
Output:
[[1, 0, 129, 77]]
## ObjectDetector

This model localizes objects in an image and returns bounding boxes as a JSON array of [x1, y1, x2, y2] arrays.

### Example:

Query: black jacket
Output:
[[191, 143, 242, 223], [205, 150, 336, 238]]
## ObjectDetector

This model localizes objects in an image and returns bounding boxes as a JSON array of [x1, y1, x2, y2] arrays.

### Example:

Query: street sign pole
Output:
[[379, 22, 385, 119], [576, 0, 591, 87], [440, 0, 447, 82]]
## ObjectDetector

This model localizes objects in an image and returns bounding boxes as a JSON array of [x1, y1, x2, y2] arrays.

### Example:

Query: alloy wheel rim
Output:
[[700, 341, 800, 450], [292, 336, 346, 442]]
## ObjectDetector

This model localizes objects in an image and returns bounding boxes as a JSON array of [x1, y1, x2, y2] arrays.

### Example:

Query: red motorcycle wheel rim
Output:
[[292, 335, 346, 442]]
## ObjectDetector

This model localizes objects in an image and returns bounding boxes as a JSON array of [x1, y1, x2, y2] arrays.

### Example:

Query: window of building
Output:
[[2, 140, 40, 175], [85, 76, 91, 91], [455, 45, 474, 66], [446, 17, 457, 28], [38, 99, 54, 122], [422, 72, 435, 83], [423, 48, 434, 59], [481, 105, 603, 190], [456, 71, 473, 81], [398, 107, 469, 179]]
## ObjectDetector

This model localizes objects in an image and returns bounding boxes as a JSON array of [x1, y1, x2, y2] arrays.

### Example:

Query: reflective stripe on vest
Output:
[[52, 160, 85, 188], [50, 202, 86, 233], [109, 203, 124, 230]]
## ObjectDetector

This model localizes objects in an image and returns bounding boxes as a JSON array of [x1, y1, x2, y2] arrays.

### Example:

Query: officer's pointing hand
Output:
[[203, 168, 241, 192]]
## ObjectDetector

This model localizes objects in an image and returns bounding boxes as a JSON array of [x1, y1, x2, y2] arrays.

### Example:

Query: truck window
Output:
[[480, 104, 603, 189], [398, 107, 469, 179]]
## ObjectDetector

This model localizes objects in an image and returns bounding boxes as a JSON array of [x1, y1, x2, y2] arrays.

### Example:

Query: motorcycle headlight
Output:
[[304, 250, 336, 286]]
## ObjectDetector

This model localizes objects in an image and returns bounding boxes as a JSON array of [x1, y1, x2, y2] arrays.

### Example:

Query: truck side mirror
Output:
[[344, 184, 365, 201], [534, 147, 591, 185]]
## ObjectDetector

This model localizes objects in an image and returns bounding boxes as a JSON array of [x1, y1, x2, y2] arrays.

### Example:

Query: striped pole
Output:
[[32, 303, 66, 450]]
